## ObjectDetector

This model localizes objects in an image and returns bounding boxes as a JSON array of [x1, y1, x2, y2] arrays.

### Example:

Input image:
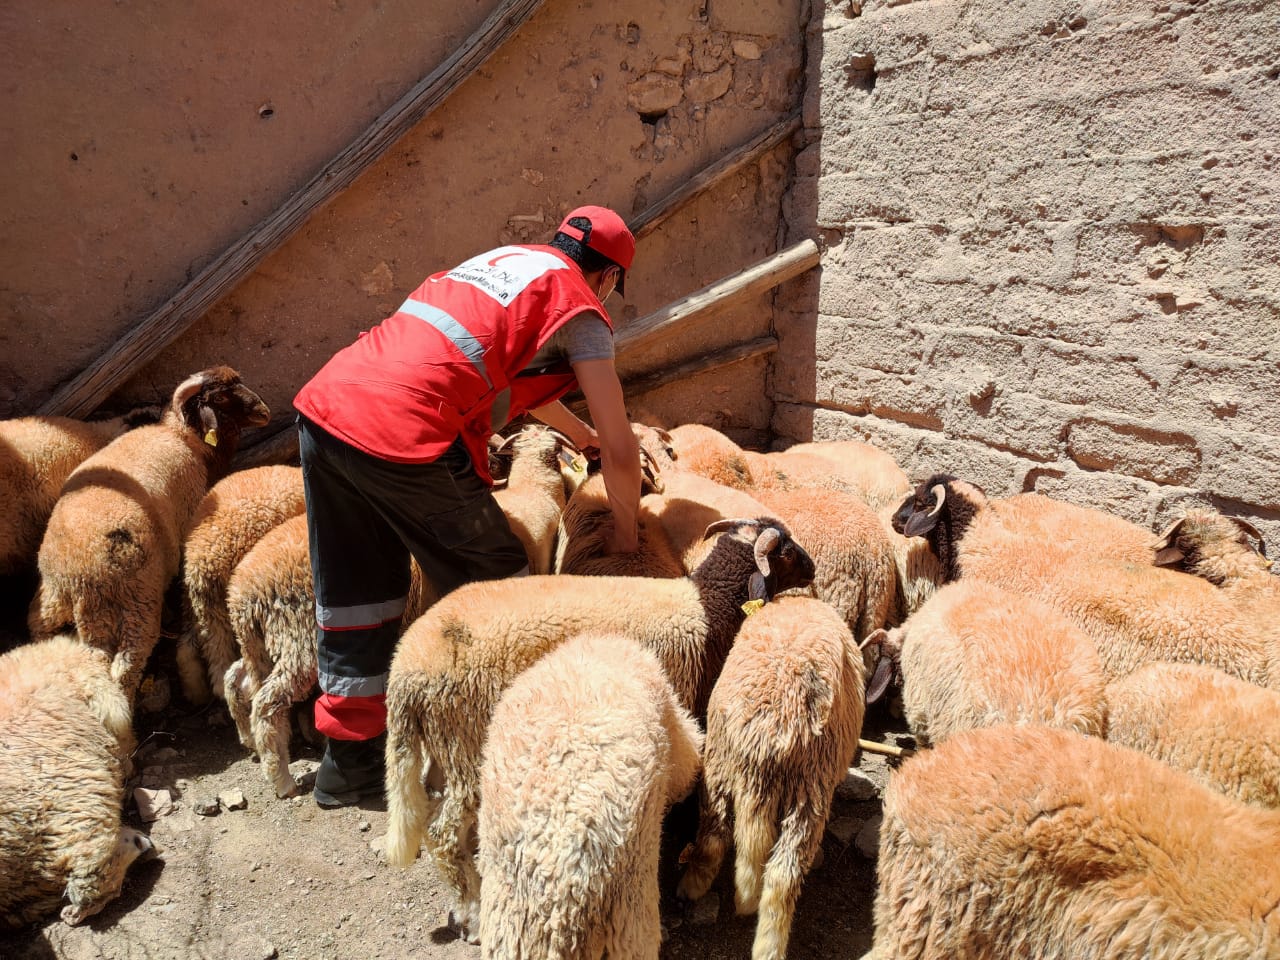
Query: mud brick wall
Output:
[[776, 0, 1280, 544]]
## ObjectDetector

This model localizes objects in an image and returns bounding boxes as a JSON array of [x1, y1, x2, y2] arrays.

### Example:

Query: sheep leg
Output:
[[423, 790, 482, 944], [223, 659, 257, 750], [751, 800, 825, 960], [201, 608, 239, 702], [60, 828, 155, 926], [732, 790, 780, 916], [677, 769, 732, 901], [107, 594, 164, 702], [175, 627, 213, 705], [27, 581, 71, 641], [251, 663, 316, 799]]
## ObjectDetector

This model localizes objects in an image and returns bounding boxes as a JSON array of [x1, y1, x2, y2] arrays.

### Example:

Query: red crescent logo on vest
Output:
[[487, 252, 524, 267]]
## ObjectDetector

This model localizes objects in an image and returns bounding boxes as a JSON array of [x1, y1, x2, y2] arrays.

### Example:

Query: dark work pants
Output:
[[297, 416, 528, 740]]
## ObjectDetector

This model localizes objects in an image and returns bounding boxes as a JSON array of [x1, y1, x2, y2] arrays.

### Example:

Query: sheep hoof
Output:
[[60, 902, 97, 926], [274, 777, 301, 800], [448, 905, 480, 944]]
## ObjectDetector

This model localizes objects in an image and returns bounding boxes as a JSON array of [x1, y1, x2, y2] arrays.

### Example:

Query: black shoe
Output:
[[314, 733, 386, 808]]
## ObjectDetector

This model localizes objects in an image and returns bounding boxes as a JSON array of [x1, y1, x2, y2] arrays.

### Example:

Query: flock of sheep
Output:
[[1, 362, 1278, 959]]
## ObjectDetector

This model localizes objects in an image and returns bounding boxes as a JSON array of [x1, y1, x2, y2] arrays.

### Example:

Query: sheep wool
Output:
[[868, 724, 1280, 959], [478, 632, 703, 959], [177, 463, 305, 705], [224, 512, 440, 798], [0, 635, 153, 928], [874, 579, 1107, 746], [383, 519, 815, 943], [678, 596, 866, 960], [29, 367, 269, 700], [1106, 662, 1280, 809]]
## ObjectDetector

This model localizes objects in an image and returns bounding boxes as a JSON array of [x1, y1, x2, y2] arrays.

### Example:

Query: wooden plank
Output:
[[614, 238, 819, 356], [41, 0, 547, 418], [628, 111, 802, 240]]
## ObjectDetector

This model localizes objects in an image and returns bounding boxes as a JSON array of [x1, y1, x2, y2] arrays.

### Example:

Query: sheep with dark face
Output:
[[29, 366, 270, 700], [1153, 509, 1274, 588], [891, 475, 1279, 690], [383, 519, 816, 943]]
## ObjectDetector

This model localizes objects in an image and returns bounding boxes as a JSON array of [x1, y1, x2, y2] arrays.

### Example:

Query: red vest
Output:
[[295, 244, 611, 484]]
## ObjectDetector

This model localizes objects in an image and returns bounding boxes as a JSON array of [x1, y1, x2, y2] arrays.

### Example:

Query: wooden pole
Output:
[[858, 738, 915, 759], [614, 238, 820, 356], [40, 0, 547, 418], [628, 111, 802, 240]]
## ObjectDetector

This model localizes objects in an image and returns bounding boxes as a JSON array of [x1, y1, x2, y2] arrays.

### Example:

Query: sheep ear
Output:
[[1152, 517, 1186, 550], [866, 657, 894, 705], [747, 571, 769, 602], [902, 509, 940, 539], [639, 448, 665, 495], [1154, 546, 1185, 567], [198, 405, 219, 446]]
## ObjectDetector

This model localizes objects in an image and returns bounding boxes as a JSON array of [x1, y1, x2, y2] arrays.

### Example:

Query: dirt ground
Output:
[[0, 592, 907, 960]]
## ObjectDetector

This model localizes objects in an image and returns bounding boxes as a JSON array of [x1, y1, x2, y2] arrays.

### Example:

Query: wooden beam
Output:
[[40, 0, 547, 418], [628, 111, 802, 240], [615, 238, 820, 356]]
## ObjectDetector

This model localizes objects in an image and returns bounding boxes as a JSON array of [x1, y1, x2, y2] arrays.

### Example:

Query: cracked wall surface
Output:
[[776, 0, 1280, 543]]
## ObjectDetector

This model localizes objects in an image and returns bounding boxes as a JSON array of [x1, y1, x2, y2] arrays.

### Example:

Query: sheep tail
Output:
[[751, 802, 817, 960], [384, 674, 431, 868]]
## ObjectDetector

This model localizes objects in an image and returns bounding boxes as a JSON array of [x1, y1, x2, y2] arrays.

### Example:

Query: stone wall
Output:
[[776, 0, 1280, 544]]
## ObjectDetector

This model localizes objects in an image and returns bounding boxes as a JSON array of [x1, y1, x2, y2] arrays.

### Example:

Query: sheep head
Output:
[[1153, 510, 1272, 583], [701, 517, 816, 601], [890, 474, 988, 582], [171, 367, 270, 464]]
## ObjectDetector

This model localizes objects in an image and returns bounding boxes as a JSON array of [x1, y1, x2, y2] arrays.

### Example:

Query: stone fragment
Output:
[[194, 797, 221, 817], [219, 789, 248, 811], [732, 39, 762, 60], [685, 64, 733, 103], [835, 767, 879, 802], [134, 787, 174, 821], [627, 73, 682, 113]]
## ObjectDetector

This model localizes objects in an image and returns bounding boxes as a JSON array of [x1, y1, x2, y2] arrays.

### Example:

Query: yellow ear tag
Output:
[[741, 598, 765, 617], [203, 428, 219, 447]]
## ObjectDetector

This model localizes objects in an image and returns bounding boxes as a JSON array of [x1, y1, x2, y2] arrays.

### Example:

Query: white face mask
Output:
[[598, 268, 619, 303]]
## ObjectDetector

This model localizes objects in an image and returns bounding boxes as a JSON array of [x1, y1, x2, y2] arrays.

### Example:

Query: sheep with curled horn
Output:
[[29, 366, 269, 700]]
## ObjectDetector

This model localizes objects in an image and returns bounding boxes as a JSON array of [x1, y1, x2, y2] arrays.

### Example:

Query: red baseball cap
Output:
[[556, 205, 636, 294]]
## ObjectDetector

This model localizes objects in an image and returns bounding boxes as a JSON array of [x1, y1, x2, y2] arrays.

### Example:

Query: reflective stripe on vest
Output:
[[397, 299, 494, 389]]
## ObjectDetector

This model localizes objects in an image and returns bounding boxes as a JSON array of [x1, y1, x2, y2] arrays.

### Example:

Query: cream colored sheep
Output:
[[753, 485, 898, 642], [29, 367, 270, 700], [0, 635, 154, 928], [176, 463, 305, 705], [890, 474, 1279, 690], [223, 513, 440, 798], [554, 471, 685, 578], [862, 580, 1107, 746], [478, 632, 703, 958], [633, 423, 897, 641], [1106, 662, 1280, 809], [384, 519, 816, 942], [677, 596, 866, 960], [0, 407, 159, 577], [778, 439, 911, 511], [491, 424, 571, 575], [865, 724, 1280, 959]]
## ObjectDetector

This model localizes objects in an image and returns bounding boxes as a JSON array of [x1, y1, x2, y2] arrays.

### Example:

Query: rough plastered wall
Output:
[[2, 0, 808, 448], [775, 0, 1280, 543]]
